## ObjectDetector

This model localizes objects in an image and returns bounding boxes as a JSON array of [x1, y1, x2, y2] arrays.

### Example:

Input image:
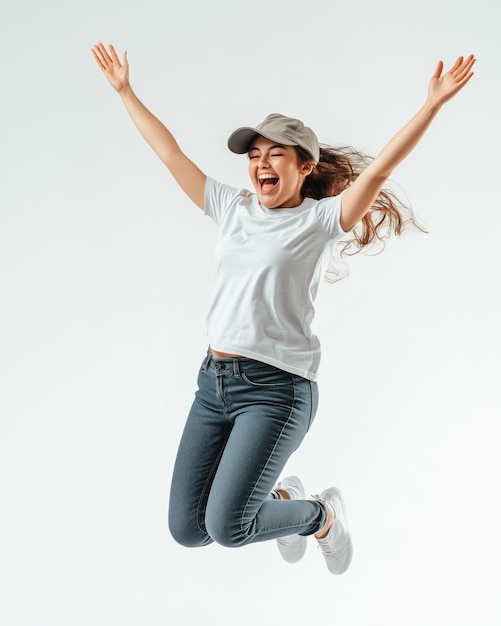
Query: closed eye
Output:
[[248, 153, 283, 159]]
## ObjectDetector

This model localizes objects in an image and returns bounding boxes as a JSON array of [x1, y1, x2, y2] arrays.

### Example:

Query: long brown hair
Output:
[[296, 145, 427, 282]]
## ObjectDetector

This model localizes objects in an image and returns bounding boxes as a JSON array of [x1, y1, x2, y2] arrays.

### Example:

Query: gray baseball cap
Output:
[[227, 113, 320, 162]]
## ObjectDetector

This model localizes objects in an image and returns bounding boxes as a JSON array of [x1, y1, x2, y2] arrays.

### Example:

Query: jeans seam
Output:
[[307, 381, 315, 431], [240, 379, 298, 536]]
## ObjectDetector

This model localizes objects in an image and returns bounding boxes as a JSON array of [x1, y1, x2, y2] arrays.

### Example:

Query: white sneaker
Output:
[[314, 487, 353, 574], [274, 476, 307, 564]]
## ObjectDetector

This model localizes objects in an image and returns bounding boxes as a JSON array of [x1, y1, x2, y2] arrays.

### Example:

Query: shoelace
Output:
[[316, 535, 339, 556]]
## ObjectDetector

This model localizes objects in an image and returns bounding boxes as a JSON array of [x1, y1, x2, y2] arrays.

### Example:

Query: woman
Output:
[[91, 43, 475, 574]]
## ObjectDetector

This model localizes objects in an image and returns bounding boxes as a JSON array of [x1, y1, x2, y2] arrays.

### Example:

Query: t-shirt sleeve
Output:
[[204, 177, 242, 225], [315, 191, 352, 239]]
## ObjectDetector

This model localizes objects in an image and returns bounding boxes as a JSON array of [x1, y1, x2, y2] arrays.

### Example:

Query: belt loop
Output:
[[232, 358, 241, 377], [201, 352, 211, 371]]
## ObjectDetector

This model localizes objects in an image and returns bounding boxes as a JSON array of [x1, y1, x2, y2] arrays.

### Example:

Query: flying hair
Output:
[[295, 145, 428, 282]]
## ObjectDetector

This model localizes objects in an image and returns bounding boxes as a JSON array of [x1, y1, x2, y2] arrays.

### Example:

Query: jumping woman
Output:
[[92, 43, 475, 574]]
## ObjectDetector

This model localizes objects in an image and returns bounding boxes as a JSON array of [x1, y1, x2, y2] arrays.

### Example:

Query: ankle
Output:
[[314, 501, 335, 539], [275, 488, 291, 500]]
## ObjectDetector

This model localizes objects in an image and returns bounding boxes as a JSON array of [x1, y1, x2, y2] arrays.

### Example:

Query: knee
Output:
[[205, 510, 249, 548], [168, 513, 211, 548], [206, 525, 242, 548]]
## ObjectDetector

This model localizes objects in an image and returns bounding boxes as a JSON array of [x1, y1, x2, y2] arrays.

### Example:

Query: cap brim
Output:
[[227, 127, 297, 154]]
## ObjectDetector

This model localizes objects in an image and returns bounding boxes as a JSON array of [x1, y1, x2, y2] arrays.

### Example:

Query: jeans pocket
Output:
[[241, 367, 293, 388]]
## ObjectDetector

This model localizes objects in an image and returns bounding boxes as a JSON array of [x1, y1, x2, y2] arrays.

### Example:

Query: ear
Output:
[[301, 161, 315, 176]]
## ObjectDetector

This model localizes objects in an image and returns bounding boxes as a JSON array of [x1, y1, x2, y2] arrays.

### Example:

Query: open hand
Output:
[[92, 43, 129, 92], [428, 54, 476, 108]]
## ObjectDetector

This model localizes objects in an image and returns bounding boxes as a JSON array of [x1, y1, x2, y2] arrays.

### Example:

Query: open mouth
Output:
[[259, 174, 279, 193]]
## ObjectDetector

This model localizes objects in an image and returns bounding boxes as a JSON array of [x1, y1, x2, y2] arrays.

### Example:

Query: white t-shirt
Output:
[[204, 177, 348, 381]]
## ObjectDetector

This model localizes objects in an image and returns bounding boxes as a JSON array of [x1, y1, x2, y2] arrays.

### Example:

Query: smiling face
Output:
[[247, 136, 314, 209]]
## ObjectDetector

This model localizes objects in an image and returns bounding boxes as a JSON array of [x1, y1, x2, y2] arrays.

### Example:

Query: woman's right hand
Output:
[[92, 43, 130, 93]]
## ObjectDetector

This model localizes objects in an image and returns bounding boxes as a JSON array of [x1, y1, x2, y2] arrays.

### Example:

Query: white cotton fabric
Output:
[[203, 177, 349, 381]]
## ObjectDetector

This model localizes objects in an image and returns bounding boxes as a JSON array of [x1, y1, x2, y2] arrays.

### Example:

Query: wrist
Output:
[[118, 82, 133, 98], [423, 96, 443, 116]]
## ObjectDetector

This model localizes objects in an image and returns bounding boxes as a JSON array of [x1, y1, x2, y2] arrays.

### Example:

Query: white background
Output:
[[1, 1, 500, 624]]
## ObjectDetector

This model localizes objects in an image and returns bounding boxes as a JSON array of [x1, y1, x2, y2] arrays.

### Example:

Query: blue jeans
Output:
[[168, 351, 327, 548]]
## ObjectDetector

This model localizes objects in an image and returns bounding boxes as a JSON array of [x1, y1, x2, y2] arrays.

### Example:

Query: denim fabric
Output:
[[168, 351, 327, 548]]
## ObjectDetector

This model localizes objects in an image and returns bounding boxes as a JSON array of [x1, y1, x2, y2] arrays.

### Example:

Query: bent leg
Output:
[[205, 373, 326, 547]]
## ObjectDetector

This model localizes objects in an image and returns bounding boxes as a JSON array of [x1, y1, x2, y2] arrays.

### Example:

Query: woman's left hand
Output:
[[339, 54, 476, 232], [427, 54, 476, 108]]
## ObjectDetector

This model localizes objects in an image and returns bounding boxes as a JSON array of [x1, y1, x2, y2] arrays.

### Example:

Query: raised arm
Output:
[[339, 54, 476, 232], [91, 43, 206, 209]]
